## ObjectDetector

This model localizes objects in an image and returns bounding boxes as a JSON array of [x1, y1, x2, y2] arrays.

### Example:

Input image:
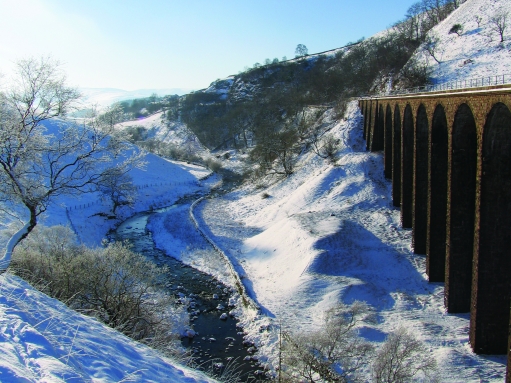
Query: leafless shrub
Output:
[[397, 57, 431, 89], [310, 132, 339, 163], [490, 10, 509, 43], [474, 15, 482, 28], [10, 225, 187, 357], [372, 327, 438, 383], [333, 98, 349, 120], [280, 301, 374, 383], [204, 157, 223, 172], [250, 129, 299, 177]]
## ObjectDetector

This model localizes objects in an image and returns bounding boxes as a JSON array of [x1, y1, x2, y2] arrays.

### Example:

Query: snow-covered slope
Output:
[[194, 102, 506, 381], [0, 273, 217, 383], [116, 112, 207, 155], [414, 0, 511, 83], [49, 153, 212, 247]]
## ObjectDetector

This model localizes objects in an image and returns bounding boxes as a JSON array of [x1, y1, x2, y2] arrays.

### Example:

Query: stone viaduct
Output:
[[359, 84, 511, 376]]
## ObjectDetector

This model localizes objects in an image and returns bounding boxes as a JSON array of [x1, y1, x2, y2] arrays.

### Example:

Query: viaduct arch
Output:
[[359, 85, 511, 372]]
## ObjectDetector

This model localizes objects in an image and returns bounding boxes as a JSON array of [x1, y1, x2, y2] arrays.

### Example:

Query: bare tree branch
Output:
[[0, 57, 144, 270]]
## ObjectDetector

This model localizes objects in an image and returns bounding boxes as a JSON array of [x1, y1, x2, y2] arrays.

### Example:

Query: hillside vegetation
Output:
[[108, 0, 473, 179], [177, 0, 471, 151]]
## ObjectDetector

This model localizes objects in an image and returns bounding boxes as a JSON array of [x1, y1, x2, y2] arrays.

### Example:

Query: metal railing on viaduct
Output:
[[358, 83, 511, 380]]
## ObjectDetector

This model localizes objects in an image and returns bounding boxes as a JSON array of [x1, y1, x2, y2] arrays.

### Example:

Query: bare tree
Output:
[[310, 132, 339, 163], [422, 33, 443, 64], [421, 0, 452, 25], [295, 44, 309, 58], [372, 327, 438, 383], [250, 129, 299, 176], [405, 2, 424, 40], [490, 10, 509, 43], [281, 301, 374, 382], [474, 15, 482, 28], [97, 168, 137, 215], [0, 57, 143, 270]]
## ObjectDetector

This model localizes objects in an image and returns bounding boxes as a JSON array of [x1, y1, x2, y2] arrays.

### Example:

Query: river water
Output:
[[114, 202, 269, 381]]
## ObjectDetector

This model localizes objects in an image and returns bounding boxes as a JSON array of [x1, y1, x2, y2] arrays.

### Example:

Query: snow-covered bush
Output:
[[10, 225, 187, 357], [372, 327, 438, 383], [310, 133, 339, 163], [280, 301, 374, 383], [204, 157, 223, 172]]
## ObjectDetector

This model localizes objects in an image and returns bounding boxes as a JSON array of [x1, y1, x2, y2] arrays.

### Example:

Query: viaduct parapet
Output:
[[359, 84, 511, 379]]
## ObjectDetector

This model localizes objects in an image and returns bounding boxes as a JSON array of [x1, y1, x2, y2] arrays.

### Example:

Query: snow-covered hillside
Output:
[[193, 101, 506, 381], [414, 0, 511, 83], [0, 273, 218, 383], [116, 112, 207, 155]]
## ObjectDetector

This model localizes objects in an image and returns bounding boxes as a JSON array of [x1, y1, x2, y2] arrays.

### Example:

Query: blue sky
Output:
[[0, 0, 417, 92]]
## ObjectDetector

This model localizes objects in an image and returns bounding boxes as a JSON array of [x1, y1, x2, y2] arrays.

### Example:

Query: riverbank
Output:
[[124, 202, 270, 380]]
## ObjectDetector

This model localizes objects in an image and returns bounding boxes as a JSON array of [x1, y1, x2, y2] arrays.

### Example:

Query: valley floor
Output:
[[0, 102, 507, 382]]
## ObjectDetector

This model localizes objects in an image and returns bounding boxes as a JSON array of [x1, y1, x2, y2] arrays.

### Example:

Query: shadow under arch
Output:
[[401, 104, 414, 228], [363, 101, 369, 140], [413, 104, 428, 254], [384, 104, 393, 178], [392, 104, 401, 207], [470, 102, 511, 354], [365, 102, 373, 150], [445, 103, 477, 313], [371, 103, 385, 151], [427, 104, 448, 282]]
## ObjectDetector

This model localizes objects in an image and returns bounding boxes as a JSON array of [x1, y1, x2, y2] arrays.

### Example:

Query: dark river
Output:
[[114, 200, 269, 382]]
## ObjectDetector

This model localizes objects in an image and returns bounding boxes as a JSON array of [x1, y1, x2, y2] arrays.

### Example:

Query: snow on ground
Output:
[[193, 101, 507, 381], [115, 112, 207, 155], [0, 148, 221, 382], [2, 1, 511, 381], [0, 273, 218, 383], [414, 0, 511, 83], [147, 200, 236, 287], [41, 153, 212, 247]]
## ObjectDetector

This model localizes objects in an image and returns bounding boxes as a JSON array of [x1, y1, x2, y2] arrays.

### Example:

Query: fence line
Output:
[[360, 73, 511, 99], [65, 208, 82, 243], [66, 180, 200, 211]]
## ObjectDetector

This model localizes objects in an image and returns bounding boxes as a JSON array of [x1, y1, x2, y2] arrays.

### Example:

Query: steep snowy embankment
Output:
[[414, 0, 511, 83], [0, 273, 217, 383], [195, 101, 506, 382]]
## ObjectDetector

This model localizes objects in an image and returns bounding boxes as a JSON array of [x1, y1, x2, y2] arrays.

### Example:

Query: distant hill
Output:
[[80, 87, 193, 107]]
